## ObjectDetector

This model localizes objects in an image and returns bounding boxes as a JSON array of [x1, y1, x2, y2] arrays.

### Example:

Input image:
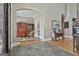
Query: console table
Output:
[[52, 31, 63, 40]]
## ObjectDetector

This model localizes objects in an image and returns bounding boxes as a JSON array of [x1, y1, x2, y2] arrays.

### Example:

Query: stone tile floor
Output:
[[0, 42, 74, 56]]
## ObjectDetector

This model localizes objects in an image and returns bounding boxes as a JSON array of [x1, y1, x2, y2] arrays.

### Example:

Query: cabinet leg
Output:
[[73, 37, 76, 52]]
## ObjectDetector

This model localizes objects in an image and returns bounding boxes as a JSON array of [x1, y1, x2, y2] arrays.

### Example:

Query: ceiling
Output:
[[16, 9, 39, 18]]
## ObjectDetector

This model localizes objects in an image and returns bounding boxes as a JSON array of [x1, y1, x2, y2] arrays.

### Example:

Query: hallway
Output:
[[0, 3, 79, 56], [0, 38, 76, 56], [10, 42, 73, 56]]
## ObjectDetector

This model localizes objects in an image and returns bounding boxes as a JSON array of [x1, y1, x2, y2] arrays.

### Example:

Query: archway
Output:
[[15, 8, 43, 46]]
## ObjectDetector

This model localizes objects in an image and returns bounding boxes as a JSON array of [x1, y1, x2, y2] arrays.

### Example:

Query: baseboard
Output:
[[11, 42, 17, 49], [35, 35, 38, 37], [64, 35, 73, 39], [36, 36, 52, 41], [39, 36, 44, 41], [42, 38, 52, 41], [34, 35, 52, 41]]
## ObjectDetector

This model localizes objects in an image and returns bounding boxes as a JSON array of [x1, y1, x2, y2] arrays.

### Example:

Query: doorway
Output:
[[16, 9, 37, 46], [0, 3, 10, 54]]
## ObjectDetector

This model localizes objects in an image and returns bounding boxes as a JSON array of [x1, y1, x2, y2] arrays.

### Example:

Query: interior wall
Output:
[[43, 4, 65, 40], [64, 3, 77, 38], [34, 14, 44, 40], [11, 4, 17, 49], [16, 16, 34, 24]]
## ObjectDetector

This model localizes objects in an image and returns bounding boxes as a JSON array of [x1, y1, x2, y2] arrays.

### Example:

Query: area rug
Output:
[[11, 42, 74, 56]]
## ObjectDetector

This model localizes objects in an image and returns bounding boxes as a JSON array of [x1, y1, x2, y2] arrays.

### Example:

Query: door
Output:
[[0, 3, 10, 53], [37, 21, 40, 39]]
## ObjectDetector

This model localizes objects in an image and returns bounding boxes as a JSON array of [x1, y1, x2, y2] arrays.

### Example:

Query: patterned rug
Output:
[[11, 42, 74, 56]]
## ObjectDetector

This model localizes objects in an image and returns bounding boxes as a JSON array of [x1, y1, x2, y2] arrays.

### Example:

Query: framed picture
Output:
[[64, 22, 69, 28], [52, 20, 60, 32]]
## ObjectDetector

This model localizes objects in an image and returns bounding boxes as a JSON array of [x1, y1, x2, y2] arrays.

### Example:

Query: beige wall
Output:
[[64, 3, 77, 38], [16, 17, 34, 24]]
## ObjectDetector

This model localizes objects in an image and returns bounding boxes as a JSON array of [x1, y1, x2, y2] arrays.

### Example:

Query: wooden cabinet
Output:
[[72, 18, 79, 52], [73, 34, 79, 52]]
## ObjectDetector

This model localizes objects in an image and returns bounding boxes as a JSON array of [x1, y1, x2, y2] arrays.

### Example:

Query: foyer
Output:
[[0, 3, 79, 56]]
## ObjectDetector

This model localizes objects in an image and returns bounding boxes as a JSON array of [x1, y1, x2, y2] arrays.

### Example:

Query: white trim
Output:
[[37, 36, 52, 41], [35, 35, 38, 37], [11, 42, 16, 49], [64, 35, 73, 39], [42, 38, 52, 41], [39, 36, 44, 41]]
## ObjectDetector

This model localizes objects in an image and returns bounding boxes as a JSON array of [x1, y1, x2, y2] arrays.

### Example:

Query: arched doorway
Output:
[[15, 8, 43, 46]]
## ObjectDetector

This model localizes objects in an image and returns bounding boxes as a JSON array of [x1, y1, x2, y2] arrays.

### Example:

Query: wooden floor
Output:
[[48, 38, 79, 56], [16, 37, 39, 46]]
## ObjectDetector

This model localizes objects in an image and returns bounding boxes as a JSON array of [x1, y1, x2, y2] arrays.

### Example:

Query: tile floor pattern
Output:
[[10, 42, 74, 56], [0, 53, 8, 56]]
